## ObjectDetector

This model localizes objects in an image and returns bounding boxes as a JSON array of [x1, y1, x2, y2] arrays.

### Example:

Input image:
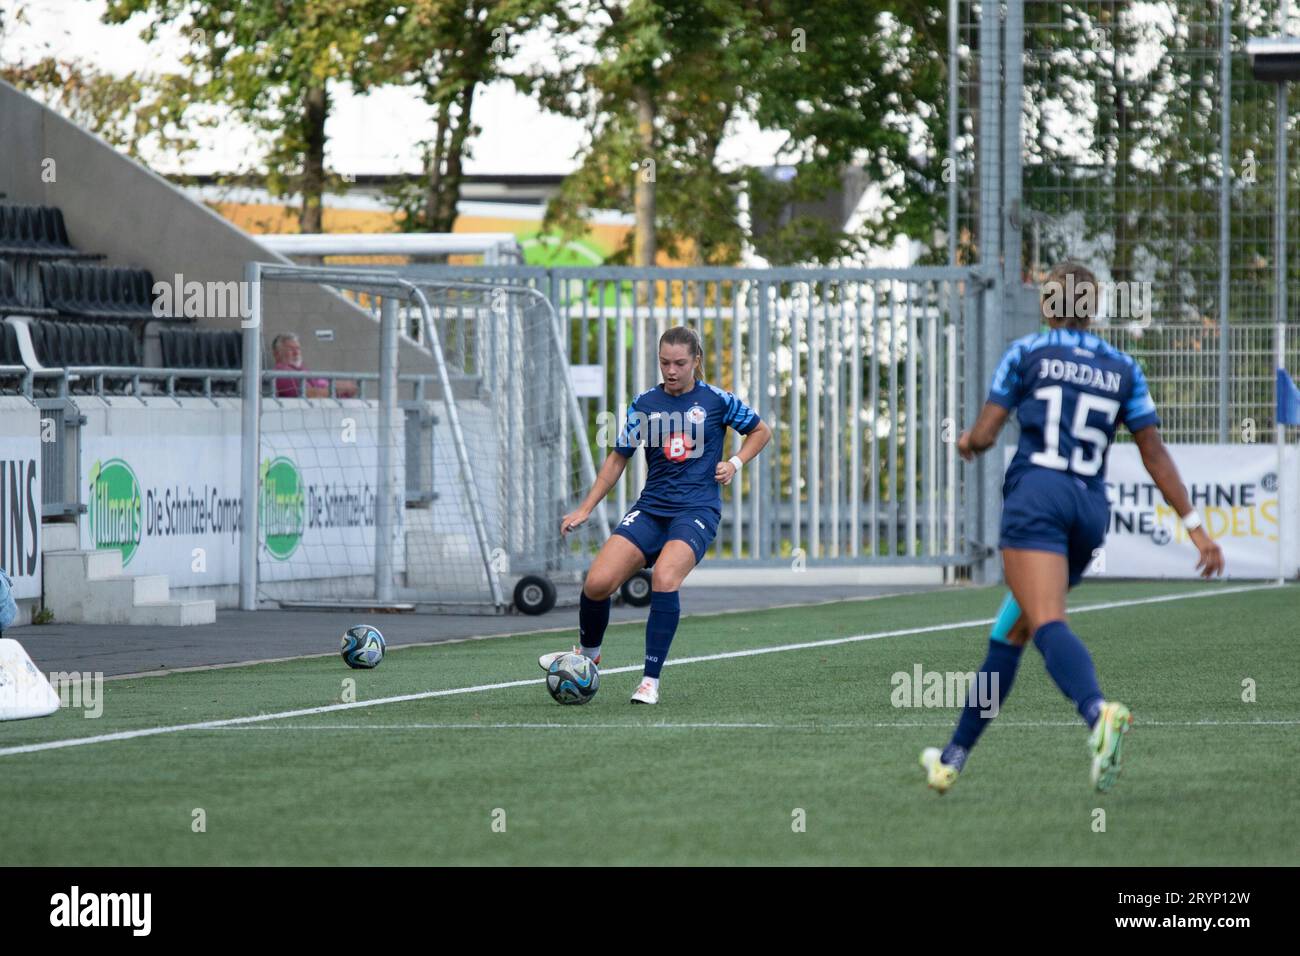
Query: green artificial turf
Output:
[[0, 580, 1295, 865]]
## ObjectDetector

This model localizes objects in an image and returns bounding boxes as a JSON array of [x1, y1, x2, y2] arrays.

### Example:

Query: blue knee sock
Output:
[[643, 590, 680, 679], [1033, 620, 1104, 728], [578, 591, 611, 653], [943, 639, 1024, 768]]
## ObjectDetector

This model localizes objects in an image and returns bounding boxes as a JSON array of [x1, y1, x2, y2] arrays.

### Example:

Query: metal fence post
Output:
[[1273, 1, 1290, 582], [975, 0, 1005, 584], [238, 261, 262, 611], [1219, 0, 1233, 443], [374, 295, 399, 603]]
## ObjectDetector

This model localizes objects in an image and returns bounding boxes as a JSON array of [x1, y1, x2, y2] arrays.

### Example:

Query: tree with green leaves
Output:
[[362, 0, 560, 234], [101, 0, 378, 232], [528, 0, 948, 266], [1, 1, 206, 162]]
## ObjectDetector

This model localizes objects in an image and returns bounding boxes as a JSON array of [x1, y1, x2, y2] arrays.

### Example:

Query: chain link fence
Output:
[[956, 0, 1300, 442]]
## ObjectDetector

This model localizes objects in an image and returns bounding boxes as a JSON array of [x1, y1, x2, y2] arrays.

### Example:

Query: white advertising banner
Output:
[[79, 432, 244, 586], [0, 398, 42, 600], [78, 399, 403, 586], [1094, 444, 1298, 579]]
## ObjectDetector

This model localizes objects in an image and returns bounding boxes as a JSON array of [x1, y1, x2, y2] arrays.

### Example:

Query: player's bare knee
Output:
[[650, 568, 682, 592], [582, 577, 617, 601], [1022, 614, 1067, 638]]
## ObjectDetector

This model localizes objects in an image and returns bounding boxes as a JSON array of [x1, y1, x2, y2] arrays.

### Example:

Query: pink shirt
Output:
[[274, 360, 328, 398]]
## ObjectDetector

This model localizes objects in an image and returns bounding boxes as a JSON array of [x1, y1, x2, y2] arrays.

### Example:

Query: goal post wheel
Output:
[[513, 575, 557, 616], [619, 570, 653, 607]]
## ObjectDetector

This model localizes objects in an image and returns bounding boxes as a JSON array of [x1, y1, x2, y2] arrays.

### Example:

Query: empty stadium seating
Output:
[[38, 262, 162, 322], [159, 327, 242, 371], [0, 202, 237, 396], [0, 204, 96, 258], [1, 321, 22, 365], [28, 320, 140, 368], [0, 258, 55, 316], [0, 322, 25, 390]]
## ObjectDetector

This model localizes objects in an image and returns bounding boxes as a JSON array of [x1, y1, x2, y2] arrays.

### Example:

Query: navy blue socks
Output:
[[643, 590, 681, 679], [578, 591, 611, 656], [944, 639, 1024, 767], [1033, 620, 1104, 728]]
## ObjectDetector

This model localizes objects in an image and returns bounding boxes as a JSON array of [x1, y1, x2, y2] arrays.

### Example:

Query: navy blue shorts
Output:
[[612, 506, 719, 566], [999, 469, 1109, 587]]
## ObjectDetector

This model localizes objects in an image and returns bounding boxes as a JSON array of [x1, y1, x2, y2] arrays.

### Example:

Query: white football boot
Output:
[[629, 678, 660, 704], [537, 646, 600, 671]]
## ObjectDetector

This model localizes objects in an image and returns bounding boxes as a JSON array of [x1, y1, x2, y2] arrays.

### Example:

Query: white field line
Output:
[[203, 718, 1300, 731], [0, 582, 1283, 759], [104, 589, 924, 681]]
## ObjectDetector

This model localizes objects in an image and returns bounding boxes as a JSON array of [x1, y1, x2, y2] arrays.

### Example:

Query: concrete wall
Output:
[[0, 79, 435, 375]]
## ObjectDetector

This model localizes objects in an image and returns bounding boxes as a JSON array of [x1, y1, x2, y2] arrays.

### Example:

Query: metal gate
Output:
[[374, 264, 987, 570]]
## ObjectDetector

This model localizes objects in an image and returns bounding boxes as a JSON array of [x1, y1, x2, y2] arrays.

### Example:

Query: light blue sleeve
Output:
[[987, 342, 1027, 409], [1123, 359, 1160, 432], [721, 389, 760, 434], [614, 398, 641, 458]]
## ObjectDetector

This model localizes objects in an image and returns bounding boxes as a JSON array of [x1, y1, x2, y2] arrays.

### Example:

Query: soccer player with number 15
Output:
[[922, 261, 1225, 794]]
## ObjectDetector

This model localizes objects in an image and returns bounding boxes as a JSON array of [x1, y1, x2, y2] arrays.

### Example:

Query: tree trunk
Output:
[[433, 80, 477, 233], [634, 86, 657, 269], [300, 83, 328, 233], [425, 107, 450, 231]]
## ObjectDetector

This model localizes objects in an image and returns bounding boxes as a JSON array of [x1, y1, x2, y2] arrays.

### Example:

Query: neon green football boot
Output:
[[920, 747, 960, 794], [1089, 701, 1133, 792]]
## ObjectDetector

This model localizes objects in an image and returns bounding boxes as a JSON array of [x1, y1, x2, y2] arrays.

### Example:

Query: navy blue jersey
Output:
[[615, 379, 761, 516], [988, 327, 1159, 492]]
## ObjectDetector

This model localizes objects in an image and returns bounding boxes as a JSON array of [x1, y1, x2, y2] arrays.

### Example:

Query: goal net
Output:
[[240, 264, 610, 613]]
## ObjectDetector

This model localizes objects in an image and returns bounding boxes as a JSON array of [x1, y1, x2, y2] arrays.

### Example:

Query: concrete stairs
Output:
[[41, 523, 216, 626]]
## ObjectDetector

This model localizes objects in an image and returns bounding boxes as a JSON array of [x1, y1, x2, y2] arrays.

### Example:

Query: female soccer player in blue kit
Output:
[[922, 261, 1224, 793], [539, 326, 772, 704]]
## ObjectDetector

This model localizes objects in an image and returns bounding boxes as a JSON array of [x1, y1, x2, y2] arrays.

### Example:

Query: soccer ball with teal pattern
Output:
[[340, 625, 386, 669], [546, 652, 599, 705]]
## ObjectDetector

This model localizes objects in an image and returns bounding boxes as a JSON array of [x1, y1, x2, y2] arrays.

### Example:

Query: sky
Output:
[[3, 0, 787, 178]]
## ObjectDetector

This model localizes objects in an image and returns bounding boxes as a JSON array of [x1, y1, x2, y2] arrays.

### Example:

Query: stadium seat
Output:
[[159, 327, 242, 369], [158, 327, 242, 394], [0, 320, 26, 394], [0, 322, 21, 366], [28, 320, 140, 370], [0, 204, 96, 259], [0, 258, 55, 316], [37, 262, 164, 322], [0, 322, 24, 390]]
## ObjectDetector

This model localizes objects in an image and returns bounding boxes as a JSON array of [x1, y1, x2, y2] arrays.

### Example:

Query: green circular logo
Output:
[[261, 456, 304, 560], [87, 458, 142, 566]]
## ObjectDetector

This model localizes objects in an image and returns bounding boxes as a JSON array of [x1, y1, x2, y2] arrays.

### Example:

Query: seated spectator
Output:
[[271, 333, 357, 398]]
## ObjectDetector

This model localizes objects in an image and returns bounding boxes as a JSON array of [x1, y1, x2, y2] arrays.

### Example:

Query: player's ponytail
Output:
[[659, 325, 704, 381]]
